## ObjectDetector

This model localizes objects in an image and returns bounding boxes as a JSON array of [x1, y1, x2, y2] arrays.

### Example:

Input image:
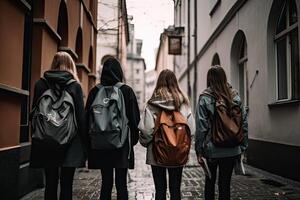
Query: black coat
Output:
[[30, 71, 87, 168], [86, 58, 140, 169]]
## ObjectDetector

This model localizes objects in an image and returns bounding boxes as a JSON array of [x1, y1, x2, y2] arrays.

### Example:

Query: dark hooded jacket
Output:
[[86, 58, 140, 169], [30, 71, 87, 168]]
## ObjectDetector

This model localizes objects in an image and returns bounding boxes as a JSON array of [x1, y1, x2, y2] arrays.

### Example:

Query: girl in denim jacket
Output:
[[195, 66, 248, 200]]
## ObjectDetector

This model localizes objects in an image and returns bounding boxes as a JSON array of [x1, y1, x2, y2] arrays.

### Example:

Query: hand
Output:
[[197, 154, 204, 165]]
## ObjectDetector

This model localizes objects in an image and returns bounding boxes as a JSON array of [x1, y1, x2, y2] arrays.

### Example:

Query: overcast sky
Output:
[[126, 0, 174, 71]]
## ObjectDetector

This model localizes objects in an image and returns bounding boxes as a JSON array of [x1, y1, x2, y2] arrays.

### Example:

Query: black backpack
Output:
[[31, 78, 77, 148], [88, 83, 130, 151]]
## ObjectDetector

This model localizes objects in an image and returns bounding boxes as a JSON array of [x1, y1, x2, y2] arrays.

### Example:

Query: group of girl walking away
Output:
[[30, 51, 248, 200]]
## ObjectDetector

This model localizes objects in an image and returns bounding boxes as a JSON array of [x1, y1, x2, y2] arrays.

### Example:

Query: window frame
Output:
[[238, 38, 248, 107], [274, 0, 299, 101]]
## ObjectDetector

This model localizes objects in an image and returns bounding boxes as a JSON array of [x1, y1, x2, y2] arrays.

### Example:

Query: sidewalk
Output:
[[21, 144, 300, 200]]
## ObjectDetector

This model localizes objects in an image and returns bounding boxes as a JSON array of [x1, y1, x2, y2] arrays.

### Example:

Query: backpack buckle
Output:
[[103, 98, 110, 104]]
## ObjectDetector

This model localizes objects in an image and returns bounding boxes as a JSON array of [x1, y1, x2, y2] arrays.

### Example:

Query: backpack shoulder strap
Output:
[[200, 90, 216, 99], [114, 82, 125, 89], [41, 77, 50, 89], [66, 79, 76, 86], [61, 79, 77, 93], [40, 77, 58, 95], [96, 84, 101, 89], [96, 84, 103, 90], [92, 84, 104, 101]]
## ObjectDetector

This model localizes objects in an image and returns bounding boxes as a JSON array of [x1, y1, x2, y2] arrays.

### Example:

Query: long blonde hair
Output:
[[51, 51, 80, 82], [151, 69, 189, 110]]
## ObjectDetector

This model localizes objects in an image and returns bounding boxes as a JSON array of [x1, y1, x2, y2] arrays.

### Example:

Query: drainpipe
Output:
[[117, 0, 120, 59], [193, 0, 198, 108], [173, 1, 176, 73], [187, 0, 191, 98], [131, 29, 134, 89]]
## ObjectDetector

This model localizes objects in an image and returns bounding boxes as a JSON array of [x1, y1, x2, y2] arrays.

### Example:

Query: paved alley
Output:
[[21, 144, 300, 200]]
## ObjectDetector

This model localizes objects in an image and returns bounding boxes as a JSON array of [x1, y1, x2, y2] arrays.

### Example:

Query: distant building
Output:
[[97, 0, 130, 79], [145, 70, 157, 101], [174, 0, 300, 181], [126, 22, 146, 111], [0, 0, 97, 199], [154, 27, 175, 74]]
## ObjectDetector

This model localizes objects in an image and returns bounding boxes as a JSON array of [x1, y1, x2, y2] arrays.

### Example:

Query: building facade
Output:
[[126, 22, 146, 111], [155, 27, 175, 74], [145, 69, 157, 101], [0, 0, 97, 199], [174, 0, 300, 181], [97, 0, 129, 77]]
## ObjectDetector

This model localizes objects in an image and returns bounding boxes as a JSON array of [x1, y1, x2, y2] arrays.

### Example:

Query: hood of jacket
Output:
[[100, 58, 124, 86], [147, 91, 185, 111], [43, 70, 74, 86]]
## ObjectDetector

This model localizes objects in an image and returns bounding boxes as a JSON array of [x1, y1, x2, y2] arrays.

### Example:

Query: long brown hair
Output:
[[207, 65, 233, 105], [51, 51, 80, 82], [151, 69, 189, 110]]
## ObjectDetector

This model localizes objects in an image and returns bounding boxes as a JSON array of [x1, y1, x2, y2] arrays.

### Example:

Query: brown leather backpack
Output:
[[153, 110, 191, 166], [202, 91, 244, 148]]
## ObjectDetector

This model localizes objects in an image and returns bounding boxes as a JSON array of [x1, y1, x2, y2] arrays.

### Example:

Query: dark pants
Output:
[[100, 168, 128, 200], [44, 167, 76, 200], [151, 165, 183, 200], [204, 156, 237, 200]]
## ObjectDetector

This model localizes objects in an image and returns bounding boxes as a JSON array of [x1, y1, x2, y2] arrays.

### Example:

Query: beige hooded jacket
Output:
[[138, 93, 195, 167]]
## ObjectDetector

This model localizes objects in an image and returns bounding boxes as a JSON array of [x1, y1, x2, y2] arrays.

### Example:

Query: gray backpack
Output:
[[31, 78, 77, 146], [89, 83, 130, 151]]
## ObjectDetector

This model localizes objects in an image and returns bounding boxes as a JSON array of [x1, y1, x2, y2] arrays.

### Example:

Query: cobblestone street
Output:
[[21, 144, 300, 200]]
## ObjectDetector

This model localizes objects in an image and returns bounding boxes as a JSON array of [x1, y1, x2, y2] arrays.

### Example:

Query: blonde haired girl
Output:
[[51, 51, 80, 82], [30, 51, 87, 200]]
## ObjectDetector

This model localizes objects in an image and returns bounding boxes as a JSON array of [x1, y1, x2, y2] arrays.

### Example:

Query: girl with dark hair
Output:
[[195, 66, 248, 200], [85, 58, 140, 200], [139, 69, 195, 200]]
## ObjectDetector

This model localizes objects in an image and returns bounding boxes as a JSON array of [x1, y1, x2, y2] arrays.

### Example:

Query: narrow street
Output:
[[21, 144, 300, 200], [2, 1, 300, 199]]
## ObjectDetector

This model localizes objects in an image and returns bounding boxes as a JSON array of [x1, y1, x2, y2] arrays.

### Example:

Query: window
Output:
[[275, 0, 299, 100], [57, 1, 68, 48], [230, 31, 248, 107], [75, 28, 83, 63], [136, 69, 140, 74], [179, 0, 182, 26], [238, 37, 248, 106], [135, 79, 140, 84], [20, 12, 32, 143]]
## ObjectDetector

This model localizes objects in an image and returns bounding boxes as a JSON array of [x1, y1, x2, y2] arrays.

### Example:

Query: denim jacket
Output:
[[195, 88, 248, 158]]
